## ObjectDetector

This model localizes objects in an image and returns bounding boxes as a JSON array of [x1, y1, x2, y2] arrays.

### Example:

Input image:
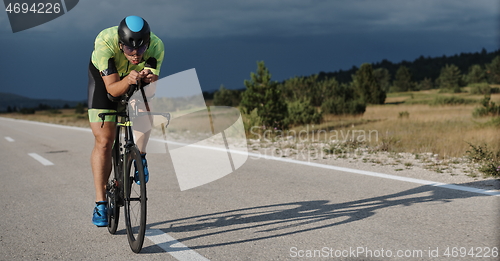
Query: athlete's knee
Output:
[[92, 128, 115, 151], [94, 135, 114, 150]]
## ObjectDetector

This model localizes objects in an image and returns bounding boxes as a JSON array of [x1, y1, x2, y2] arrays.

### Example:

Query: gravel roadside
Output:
[[246, 139, 500, 192]]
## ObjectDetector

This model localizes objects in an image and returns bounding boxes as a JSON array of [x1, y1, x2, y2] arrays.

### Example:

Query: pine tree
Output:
[[466, 64, 486, 84], [352, 63, 386, 104], [240, 61, 288, 129], [392, 66, 414, 92], [418, 78, 434, 90], [373, 68, 391, 93], [486, 56, 500, 84], [437, 64, 464, 93]]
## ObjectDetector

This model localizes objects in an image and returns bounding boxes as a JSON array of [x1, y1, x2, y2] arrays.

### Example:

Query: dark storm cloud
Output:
[[2, 0, 496, 38], [0, 0, 498, 100]]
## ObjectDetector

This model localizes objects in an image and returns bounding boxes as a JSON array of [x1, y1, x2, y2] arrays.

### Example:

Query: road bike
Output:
[[98, 84, 170, 253]]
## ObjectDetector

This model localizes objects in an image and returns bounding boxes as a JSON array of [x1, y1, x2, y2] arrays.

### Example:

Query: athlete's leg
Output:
[[88, 59, 119, 202], [90, 121, 116, 202]]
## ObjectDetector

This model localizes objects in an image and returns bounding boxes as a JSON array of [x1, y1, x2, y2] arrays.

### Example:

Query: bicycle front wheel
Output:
[[123, 146, 147, 253]]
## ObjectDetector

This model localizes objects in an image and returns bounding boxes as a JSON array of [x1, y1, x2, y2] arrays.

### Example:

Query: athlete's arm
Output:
[[102, 70, 142, 97]]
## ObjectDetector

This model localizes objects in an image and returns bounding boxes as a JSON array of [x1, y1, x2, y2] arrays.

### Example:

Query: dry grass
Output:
[[362, 104, 498, 158], [0, 109, 90, 128], [293, 90, 500, 159]]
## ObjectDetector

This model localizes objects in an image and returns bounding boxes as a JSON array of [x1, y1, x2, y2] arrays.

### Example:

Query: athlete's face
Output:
[[120, 44, 146, 65]]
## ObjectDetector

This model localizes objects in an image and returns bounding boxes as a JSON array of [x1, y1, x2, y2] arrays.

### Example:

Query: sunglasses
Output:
[[122, 44, 148, 56]]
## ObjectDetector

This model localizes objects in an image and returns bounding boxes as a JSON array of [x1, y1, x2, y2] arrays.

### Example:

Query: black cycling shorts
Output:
[[87, 60, 118, 110]]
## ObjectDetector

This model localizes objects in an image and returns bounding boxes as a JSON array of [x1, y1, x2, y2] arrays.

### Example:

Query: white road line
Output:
[[246, 150, 500, 197], [153, 138, 500, 197], [0, 117, 91, 133], [146, 229, 210, 261], [5, 137, 14, 142], [28, 153, 54, 166]]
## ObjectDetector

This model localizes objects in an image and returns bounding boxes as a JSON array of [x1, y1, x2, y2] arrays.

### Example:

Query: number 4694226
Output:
[[443, 247, 498, 258], [5, 3, 61, 14]]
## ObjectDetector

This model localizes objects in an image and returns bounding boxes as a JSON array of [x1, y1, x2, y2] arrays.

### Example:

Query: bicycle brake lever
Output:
[[162, 113, 171, 128], [98, 113, 105, 128]]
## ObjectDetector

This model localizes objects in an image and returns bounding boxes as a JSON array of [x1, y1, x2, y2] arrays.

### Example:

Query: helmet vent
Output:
[[129, 38, 144, 48]]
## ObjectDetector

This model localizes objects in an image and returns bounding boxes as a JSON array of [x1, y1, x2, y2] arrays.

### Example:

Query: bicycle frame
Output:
[[98, 83, 170, 253], [116, 110, 136, 206]]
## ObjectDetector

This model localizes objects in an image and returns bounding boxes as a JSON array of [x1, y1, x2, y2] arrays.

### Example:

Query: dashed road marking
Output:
[[5, 137, 14, 142], [28, 153, 54, 166], [146, 229, 210, 261]]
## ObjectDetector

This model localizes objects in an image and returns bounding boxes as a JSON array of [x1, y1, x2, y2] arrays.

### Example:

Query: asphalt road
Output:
[[0, 117, 498, 261]]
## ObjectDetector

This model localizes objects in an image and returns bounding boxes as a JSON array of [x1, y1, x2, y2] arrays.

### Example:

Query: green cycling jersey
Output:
[[91, 26, 164, 77]]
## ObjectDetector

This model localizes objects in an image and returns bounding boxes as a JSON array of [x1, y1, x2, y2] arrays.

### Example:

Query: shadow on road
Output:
[[144, 181, 494, 252]]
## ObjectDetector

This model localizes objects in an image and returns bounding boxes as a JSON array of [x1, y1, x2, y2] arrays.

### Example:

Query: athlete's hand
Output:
[[126, 70, 141, 85], [139, 69, 157, 84]]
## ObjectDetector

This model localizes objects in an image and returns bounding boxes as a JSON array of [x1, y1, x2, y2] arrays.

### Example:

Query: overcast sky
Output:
[[0, 0, 498, 101]]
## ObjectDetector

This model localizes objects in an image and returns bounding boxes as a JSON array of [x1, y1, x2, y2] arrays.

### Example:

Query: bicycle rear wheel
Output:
[[124, 146, 147, 253], [107, 129, 122, 234], [106, 178, 120, 234]]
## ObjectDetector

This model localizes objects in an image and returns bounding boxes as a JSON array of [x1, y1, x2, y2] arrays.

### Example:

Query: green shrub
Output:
[[321, 97, 366, 115], [469, 83, 491, 95], [430, 96, 476, 106], [466, 143, 500, 177], [398, 111, 410, 118], [285, 99, 322, 126], [242, 108, 262, 135], [473, 94, 500, 117], [213, 85, 241, 107], [482, 117, 500, 127]]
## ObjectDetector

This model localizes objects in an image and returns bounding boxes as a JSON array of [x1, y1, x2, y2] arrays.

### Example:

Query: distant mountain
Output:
[[0, 92, 83, 112]]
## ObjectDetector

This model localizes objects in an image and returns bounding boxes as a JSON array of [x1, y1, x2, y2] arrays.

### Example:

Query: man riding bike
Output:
[[87, 16, 164, 227]]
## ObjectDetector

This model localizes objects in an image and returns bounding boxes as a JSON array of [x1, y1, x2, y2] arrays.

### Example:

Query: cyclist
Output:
[[87, 15, 164, 227]]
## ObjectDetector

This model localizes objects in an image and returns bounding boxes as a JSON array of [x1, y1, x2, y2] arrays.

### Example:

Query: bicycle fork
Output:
[[120, 122, 136, 202]]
